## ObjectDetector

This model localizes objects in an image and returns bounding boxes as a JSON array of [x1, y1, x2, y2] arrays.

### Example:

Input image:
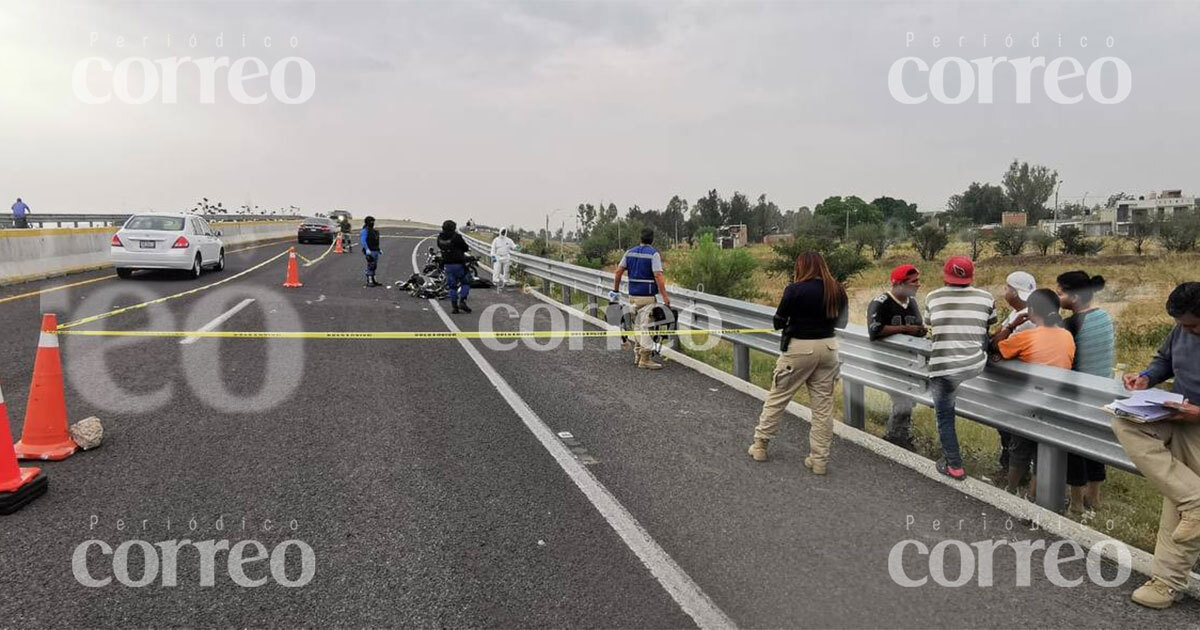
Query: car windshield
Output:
[[125, 216, 185, 231]]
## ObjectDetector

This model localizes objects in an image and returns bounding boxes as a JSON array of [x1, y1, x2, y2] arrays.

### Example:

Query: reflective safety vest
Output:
[[623, 244, 659, 296]]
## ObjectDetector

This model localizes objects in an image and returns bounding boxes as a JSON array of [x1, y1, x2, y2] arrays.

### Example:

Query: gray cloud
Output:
[[2, 0, 1197, 225]]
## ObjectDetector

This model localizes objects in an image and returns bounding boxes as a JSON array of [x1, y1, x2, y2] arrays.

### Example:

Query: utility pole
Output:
[[560, 220, 565, 261], [1054, 180, 1064, 233]]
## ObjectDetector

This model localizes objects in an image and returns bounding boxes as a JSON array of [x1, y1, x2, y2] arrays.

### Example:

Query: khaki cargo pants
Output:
[[629, 296, 659, 365], [1112, 417, 1200, 591], [754, 338, 840, 465]]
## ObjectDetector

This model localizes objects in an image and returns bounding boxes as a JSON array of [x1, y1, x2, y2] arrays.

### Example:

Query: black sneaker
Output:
[[884, 434, 915, 452], [459, 300, 472, 313], [936, 460, 967, 481], [451, 300, 460, 314]]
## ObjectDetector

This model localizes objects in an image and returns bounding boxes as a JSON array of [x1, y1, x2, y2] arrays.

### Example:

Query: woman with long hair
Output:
[[748, 251, 849, 474]]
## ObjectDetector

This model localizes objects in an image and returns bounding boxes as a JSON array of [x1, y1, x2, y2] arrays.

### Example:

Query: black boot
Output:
[[451, 299, 460, 314], [459, 299, 472, 313]]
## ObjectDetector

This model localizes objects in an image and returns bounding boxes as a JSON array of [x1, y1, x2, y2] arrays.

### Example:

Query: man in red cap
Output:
[[867, 263, 927, 450], [925, 256, 996, 480]]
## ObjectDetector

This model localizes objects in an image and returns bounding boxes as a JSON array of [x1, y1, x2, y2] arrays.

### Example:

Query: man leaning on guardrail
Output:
[[926, 256, 996, 482], [866, 264, 926, 451], [10, 197, 30, 228], [1111, 281, 1200, 610]]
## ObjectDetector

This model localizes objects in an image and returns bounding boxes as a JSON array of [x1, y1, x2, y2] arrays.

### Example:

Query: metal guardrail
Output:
[[0, 213, 305, 229], [464, 234, 1137, 512]]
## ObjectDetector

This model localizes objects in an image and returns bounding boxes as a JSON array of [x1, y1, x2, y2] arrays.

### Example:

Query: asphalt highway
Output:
[[0, 228, 1195, 628]]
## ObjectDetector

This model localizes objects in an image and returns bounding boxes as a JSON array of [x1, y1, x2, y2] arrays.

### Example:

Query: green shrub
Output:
[[673, 234, 760, 299], [1059, 225, 1104, 256], [990, 226, 1030, 256], [769, 238, 869, 284], [1158, 212, 1200, 252], [912, 224, 949, 261], [1031, 231, 1057, 255]]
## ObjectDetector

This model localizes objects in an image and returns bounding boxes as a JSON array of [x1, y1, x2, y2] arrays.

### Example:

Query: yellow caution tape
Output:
[[297, 239, 338, 267], [53, 328, 775, 340], [57, 249, 291, 330]]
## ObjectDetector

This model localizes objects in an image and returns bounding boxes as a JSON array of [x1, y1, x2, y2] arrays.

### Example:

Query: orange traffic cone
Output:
[[1, 375, 49, 514], [14, 314, 77, 461], [334, 237, 344, 254], [283, 247, 303, 288]]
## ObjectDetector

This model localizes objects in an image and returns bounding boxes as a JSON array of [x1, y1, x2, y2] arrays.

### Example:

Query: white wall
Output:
[[0, 220, 300, 284]]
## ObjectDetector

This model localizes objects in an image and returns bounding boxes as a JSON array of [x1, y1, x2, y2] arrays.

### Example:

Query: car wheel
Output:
[[191, 254, 202, 279], [116, 268, 133, 279], [216, 249, 225, 271]]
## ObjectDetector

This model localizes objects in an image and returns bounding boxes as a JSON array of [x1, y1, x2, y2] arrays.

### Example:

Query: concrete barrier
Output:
[[0, 220, 300, 285]]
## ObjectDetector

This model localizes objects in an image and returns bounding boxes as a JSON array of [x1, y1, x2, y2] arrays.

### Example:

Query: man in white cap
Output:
[[992, 270, 1037, 479]]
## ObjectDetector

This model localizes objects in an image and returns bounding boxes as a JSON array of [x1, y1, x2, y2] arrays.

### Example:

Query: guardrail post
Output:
[[733, 343, 751, 381], [561, 285, 572, 305], [1035, 443, 1068, 512], [586, 295, 598, 318], [542, 278, 551, 294], [842, 380, 865, 429]]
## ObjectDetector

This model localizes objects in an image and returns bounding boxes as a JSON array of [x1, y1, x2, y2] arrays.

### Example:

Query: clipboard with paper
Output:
[[1104, 389, 1185, 423]]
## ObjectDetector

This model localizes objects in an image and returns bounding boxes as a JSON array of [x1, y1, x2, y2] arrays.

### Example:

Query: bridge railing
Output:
[[0, 213, 305, 229], [464, 234, 1136, 512]]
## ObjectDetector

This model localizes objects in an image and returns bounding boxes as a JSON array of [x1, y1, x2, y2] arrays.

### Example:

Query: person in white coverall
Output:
[[489, 229, 518, 289]]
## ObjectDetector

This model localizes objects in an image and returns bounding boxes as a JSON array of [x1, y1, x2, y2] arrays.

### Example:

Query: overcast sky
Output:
[[2, 1, 1198, 227]]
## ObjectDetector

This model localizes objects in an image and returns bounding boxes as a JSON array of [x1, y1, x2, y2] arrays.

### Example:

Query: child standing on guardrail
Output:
[[926, 257, 996, 481], [1112, 282, 1200, 610], [990, 288, 1076, 497], [866, 264, 926, 451], [1056, 271, 1115, 515], [748, 252, 848, 475]]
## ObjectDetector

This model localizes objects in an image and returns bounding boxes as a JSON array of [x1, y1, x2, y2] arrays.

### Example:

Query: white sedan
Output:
[[110, 213, 226, 279]]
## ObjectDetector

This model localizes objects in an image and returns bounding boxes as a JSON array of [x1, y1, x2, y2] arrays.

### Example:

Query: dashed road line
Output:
[[179, 298, 256, 345]]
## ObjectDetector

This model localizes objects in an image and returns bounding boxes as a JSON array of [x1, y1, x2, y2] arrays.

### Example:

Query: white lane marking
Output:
[[180, 298, 255, 345], [428, 298, 735, 630], [411, 236, 432, 273]]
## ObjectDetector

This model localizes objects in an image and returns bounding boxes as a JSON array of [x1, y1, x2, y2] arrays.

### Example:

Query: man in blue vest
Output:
[[611, 228, 671, 370]]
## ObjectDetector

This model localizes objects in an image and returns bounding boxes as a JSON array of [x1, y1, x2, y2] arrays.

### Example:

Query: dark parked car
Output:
[[298, 217, 337, 244]]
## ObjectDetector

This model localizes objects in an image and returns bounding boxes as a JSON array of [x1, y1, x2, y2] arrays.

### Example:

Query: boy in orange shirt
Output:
[[990, 288, 1076, 495]]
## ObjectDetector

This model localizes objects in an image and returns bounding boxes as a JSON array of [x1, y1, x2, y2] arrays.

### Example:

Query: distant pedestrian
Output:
[[1057, 270, 1115, 513], [437, 220, 472, 313], [994, 270, 1037, 478], [926, 256, 996, 481], [867, 263, 926, 450], [748, 251, 848, 474], [11, 197, 30, 228], [991, 288, 1075, 496], [1112, 282, 1200, 610]]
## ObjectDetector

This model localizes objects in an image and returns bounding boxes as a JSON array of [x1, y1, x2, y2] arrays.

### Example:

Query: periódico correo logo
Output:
[[72, 56, 317, 105], [72, 538, 316, 587], [888, 56, 1131, 105]]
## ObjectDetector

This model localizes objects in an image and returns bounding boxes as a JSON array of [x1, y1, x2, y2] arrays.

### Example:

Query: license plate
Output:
[[139, 240, 156, 249]]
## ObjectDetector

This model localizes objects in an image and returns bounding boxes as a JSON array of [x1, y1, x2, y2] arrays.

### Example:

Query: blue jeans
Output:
[[445, 263, 470, 301], [930, 374, 970, 468], [364, 251, 379, 277]]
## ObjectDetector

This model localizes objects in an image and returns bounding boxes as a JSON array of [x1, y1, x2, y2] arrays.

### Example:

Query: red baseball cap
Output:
[[943, 256, 975, 285], [889, 264, 919, 285]]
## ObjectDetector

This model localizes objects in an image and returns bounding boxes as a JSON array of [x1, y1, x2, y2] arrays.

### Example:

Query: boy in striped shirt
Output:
[[926, 256, 997, 480]]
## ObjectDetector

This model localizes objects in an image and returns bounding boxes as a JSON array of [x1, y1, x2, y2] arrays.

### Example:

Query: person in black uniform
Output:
[[437, 220, 472, 313], [360, 215, 382, 287], [866, 263, 926, 450]]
